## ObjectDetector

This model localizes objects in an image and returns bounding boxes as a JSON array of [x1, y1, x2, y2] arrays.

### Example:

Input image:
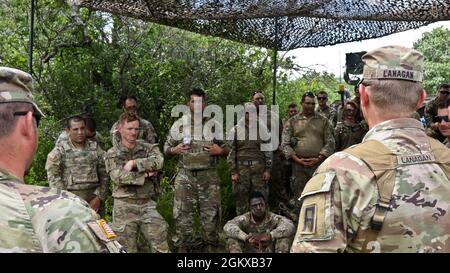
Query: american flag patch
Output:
[[98, 219, 117, 239]]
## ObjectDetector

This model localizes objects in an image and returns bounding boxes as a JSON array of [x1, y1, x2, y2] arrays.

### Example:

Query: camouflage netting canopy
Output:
[[70, 0, 450, 50]]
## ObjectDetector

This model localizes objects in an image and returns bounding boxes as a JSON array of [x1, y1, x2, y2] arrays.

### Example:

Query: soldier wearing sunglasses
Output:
[[436, 100, 450, 148], [316, 91, 337, 127], [424, 83, 449, 141]]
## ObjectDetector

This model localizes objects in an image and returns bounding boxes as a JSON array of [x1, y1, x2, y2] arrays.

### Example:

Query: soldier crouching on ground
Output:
[[105, 112, 170, 253], [46, 115, 109, 216], [0, 66, 123, 253], [223, 191, 294, 253]]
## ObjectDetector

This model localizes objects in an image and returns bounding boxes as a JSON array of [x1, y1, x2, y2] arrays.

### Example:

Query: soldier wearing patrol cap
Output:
[[291, 46, 450, 253], [0, 66, 123, 253]]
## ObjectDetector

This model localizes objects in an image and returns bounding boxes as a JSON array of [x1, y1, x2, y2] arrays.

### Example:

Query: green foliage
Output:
[[3, 0, 448, 241], [217, 159, 235, 222], [276, 70, 350, 120], [414, 27, 450, 94], [25, 110, 60, 187]]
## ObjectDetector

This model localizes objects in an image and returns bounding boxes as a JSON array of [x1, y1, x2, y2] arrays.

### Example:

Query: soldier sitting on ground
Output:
[[223, 191, 294, 253]]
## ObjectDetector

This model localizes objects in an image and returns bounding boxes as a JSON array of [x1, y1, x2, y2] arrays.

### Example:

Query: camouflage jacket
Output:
[[45, 139, 109, 200], [56, 131, 106, 151], [424, 97, 439, 127], [164, 115, 227, 170], [281, 112, 335, 159], [0, 169, 108, 253], [223, 211, 294, 242], [334, 121, 368, 151], [226, 120, 272, 174], [445, 138, 450, 148], [111, 117, 157, 148], [258, 108, 283, 151], [291, 118, 450, 253], [105, 140, 163, 199], [316, 105, 337, 126]]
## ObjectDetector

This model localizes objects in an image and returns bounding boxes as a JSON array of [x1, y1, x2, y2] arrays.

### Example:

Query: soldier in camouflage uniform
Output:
[[105, 112, 169, 253], [316, 91, 337, 127], [165, 88, 229, 253], [424, 84, 450, 141], [251, 91, 287, 214], [437, 101, 450, 148], [56, 116, 106, 150], [283, 103, 298, 127], [46, 116, 109, 215], [227, 103, 272, 215], [223, 191, 294, 253], [291, 46, 450, 253], [334, 100, 368, 151], [111, 95, 157, 147], [0, 67, 123, 253], [281, 92, 335, 220]]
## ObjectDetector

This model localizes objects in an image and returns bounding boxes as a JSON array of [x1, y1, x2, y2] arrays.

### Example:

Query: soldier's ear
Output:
[[416, 89, 426, 110], [359, 84, 369, 108], [18, 111, 35, 139]]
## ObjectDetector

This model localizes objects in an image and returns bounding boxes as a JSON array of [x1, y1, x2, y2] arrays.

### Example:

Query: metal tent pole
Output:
[[272, 18, 279, 106], [28, 0, 35, 75]]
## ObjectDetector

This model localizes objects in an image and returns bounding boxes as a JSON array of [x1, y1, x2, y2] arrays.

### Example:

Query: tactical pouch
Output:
[[181, 152, 211, 170]]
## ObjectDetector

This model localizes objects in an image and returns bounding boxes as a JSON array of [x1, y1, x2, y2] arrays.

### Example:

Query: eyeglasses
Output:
[[317, 97, 328, 100], [13, 111, 41, 127], [440, 91, 450, 95], [433, 115, 450, 123]]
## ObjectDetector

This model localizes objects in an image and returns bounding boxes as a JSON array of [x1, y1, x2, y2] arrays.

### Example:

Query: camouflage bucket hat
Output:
[[0, 67, 45, 117], [362, 45, 424, 82]]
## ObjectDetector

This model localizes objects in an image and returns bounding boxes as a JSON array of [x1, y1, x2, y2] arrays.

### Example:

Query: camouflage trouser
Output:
[[233, 161, 268, 215], [69, 188, 105, 217], [112, 198, 170, 253], [227, 237, 291, 253], [289, 163, 318, 220], [172, 168, 221, 252], [268, 151, 291, 213]]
